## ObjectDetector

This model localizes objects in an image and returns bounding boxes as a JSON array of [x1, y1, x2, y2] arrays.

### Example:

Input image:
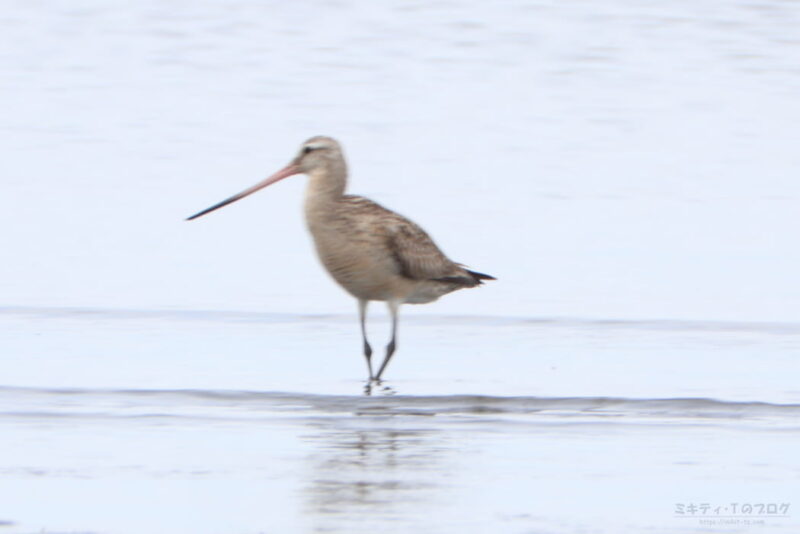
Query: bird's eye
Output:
[[303, 146, 314, 154]]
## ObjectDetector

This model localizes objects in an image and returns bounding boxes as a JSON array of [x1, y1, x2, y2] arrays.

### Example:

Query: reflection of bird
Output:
[[187, 136, 494, 381]]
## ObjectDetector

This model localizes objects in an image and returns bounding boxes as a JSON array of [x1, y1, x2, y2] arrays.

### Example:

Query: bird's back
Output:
[[305, 195, 491, 303]]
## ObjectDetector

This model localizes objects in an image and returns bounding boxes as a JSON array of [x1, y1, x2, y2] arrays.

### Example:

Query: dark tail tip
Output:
[[467, 270, 496, 283]]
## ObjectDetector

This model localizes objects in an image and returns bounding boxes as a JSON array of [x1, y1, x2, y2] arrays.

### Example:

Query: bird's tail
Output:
[[434, 266, 496, 287], [466, 269, 496, 284]]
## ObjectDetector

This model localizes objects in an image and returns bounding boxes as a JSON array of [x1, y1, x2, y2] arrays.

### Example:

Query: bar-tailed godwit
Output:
[[187, 136, 494, 381]]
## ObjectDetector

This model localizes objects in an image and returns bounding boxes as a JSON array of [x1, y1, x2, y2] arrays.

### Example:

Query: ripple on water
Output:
[[0, 386, 798, 430]]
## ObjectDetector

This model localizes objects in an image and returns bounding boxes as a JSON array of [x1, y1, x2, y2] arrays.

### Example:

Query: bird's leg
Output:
[[375, 300, 400, 381], [358, 299, 374, 380]]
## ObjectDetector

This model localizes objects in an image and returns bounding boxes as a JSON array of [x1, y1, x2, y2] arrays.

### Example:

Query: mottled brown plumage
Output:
[[187, 136, 494, 382]]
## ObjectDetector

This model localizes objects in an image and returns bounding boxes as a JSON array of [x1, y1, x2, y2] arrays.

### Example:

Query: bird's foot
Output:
[[366, 378, 396, 396], [363, 377, 396, 396]]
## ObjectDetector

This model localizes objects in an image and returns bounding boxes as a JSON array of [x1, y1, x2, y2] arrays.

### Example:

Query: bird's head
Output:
[[290, 136, 344, 174], [186, 135, 344, 221]]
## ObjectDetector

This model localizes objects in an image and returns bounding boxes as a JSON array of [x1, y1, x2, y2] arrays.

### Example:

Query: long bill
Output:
[[186, 164, 301, 221]]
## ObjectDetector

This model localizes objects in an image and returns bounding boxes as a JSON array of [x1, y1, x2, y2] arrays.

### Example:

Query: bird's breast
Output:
[[304, 216, 408, 302]]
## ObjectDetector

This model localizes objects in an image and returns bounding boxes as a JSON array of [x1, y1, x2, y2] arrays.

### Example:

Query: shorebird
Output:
[[187, 136, 494, 382]]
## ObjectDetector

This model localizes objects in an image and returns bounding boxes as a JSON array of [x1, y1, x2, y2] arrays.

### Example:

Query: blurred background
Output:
[[2, 3, 799, 534], [2, 0, 798, 322]]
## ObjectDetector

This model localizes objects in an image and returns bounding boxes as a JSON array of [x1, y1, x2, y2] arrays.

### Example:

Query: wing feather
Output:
[[387, 218, 458, 281], [339, 195, 485, 286]]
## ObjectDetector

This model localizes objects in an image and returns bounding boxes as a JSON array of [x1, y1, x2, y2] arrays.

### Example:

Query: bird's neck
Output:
[[304, 163, 347, 220]]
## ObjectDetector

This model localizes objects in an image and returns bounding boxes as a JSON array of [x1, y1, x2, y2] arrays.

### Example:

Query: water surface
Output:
[[1, 1, 799, 532]]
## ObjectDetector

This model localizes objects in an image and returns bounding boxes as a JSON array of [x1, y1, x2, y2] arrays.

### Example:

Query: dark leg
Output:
[[358, 299, 374, 380], [375, 300, 400, 381]]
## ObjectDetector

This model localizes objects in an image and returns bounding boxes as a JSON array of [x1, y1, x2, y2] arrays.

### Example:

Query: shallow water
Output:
[[2, 0, 800, 532], [1, 308, 799, 533], [2, 388, 799, 534]]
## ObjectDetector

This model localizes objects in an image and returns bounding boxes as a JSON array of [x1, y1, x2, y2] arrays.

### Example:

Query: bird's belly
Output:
[[310, 231, 409, 302]]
